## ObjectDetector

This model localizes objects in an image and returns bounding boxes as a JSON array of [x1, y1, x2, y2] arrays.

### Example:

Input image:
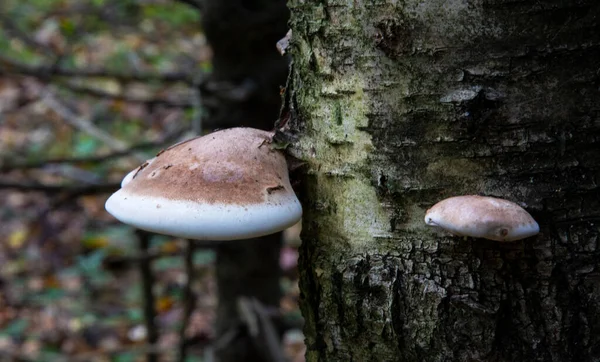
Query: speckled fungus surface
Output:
[[424, 195, 539, 241], [105, 127, 302, 240]]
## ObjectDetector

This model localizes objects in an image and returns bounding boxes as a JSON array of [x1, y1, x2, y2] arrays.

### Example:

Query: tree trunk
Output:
[[199, 1, 289, 361], [287, 1, 600, 361]]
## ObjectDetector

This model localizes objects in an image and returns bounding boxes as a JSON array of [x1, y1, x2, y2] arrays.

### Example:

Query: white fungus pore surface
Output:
[[105, 188, 302, 240]]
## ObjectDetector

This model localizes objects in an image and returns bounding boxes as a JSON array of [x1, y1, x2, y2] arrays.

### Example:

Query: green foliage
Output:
[[185, 356, 204, 362], [113, 352, 136, 362], [153, 255, 182, 271], [39, 349, 65, 362], [35, 287, 66, 303], [0, 26, 43, 64], [126, 307, 143, 323], [0, 319, 28, 337], [142, 3, 200, 27], [104, 46, 136, 72], [76, 249, 113, 287], [73, 134, 101, 156], [271, 141, 291, 150], [193, 249, 216, 266], [59, 17, 77, 37], [77, 249, 107, 273]]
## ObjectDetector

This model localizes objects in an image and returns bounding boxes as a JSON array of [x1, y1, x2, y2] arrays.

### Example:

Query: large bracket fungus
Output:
[[105, 127, 302, 240]]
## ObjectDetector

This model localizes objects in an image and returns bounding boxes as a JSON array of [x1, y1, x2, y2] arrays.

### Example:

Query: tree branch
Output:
[[0, 54, 194, 84], [41, 88, 148, 162], [104, 239, 226, 270], [137, 230, 159, 362], [0, 181, 119, 195], [0, 14, 56, 57], [43, 91, 129, 150], [57, 81, 194, 108], [0, 129, 185, 172], [173, 0, 203, 11], [178, 240, 197, 362]]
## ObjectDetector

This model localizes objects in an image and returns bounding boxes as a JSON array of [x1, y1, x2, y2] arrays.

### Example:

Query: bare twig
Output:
[[204, 326, 244, 362], [41, 88, 147, 162], [237, 297, 286, 362], [57, 81, 194, 108], [0, 181, 119, 195], [251, 298, 287, 362], [173, 0, 203, 11], [137, 230, 159, 362], [202, 78, 258, 102], [42, 90, 127, 150], [104, 239, 226, 267], [177, 240, 197, 362], [0, 14, 56, 56], [41, 164, 105, 184], [0, 54, 194, 84], [0, 128, 186, 172]]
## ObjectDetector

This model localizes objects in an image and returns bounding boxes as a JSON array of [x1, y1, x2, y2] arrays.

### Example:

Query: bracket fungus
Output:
[[105, 127, 302, 240], [424, 195, 539, 241]]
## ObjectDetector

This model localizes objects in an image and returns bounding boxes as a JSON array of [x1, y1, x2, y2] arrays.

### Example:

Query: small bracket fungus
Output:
[[105, 128, 302, 240], [424, 195, 539, 241]]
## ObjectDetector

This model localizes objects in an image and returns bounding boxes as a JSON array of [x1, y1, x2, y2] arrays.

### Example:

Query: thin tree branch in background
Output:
[[0, 54, 194, 84], [0, 181, 119, 195], [57, 81, 194, 108], [237, 297, 286, 362], [136, 230, 159, 362], [173, 0, 203, 11], [0, 128, 186, 172], [204, 325, 244, 361], [42, 90, 127, 150], [117, 239, 226, 258], [104, 239, 226, 268], [42, 88, 147, 162], [41, 164, 105, 184], [177, 240, 196, 362], [0, 14, 56, 57], [251, 299, 287, 362]]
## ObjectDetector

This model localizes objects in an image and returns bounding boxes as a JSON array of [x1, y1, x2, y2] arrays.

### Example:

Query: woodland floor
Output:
[[0, 1, 304, 360]]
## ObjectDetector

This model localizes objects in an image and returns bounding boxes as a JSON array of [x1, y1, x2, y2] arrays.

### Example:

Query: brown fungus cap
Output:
[[105, 127, 302, 240], [424, 195, 539, 241]]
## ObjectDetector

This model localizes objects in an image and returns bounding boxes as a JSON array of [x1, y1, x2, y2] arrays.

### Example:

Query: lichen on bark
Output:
[[289, 0, 600, 361]]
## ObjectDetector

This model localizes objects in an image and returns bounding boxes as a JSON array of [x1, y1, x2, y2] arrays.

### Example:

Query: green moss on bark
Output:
[[289, 1, 600, 361]]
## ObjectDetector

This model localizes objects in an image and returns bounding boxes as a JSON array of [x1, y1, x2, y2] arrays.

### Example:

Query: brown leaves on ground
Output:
[[0, 1, 305, 361]]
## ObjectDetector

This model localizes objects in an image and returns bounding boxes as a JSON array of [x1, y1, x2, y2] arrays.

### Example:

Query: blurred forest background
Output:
[[0, 0, 303, 361]]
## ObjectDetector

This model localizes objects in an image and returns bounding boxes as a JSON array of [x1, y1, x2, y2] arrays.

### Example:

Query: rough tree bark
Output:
[[286, 1, 600, 361], [198, 1, 289, 361]]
